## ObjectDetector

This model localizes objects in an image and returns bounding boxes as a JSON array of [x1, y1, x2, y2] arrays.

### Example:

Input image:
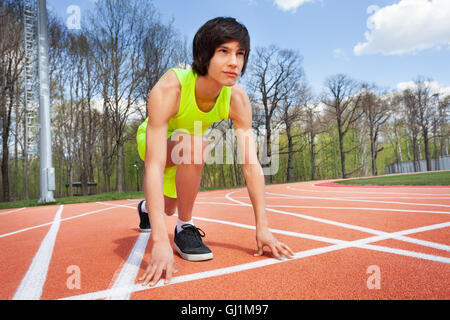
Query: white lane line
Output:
[[294, 185, 450, 197], [0, 207, 26, 216], [100, 201, 450, 252], [0, 202, 137, 239], [195, 201, 242, 206], [12, 205, 64, 300], [186, 213, 450, 257], [105, 232, 151, 300], [336, 197, 450, 200], [97, 202, 450, 258], [59, 217, 450, 300], [266, 191, 450, 209], [225, 191, 450, 252], [190, 214, 450, 257], [265, 204, 450, 215]]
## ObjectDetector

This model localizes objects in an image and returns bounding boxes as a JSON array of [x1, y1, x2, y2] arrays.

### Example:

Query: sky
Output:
[[46, 0, 450, 97]]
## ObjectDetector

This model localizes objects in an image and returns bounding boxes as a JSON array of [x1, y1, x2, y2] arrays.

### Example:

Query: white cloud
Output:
[[397, 80, 450, 97], [354, 0, 450, 56], [273, 0, 315, 12]]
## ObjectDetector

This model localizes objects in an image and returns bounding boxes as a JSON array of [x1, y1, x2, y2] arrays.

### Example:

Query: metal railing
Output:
[[385, 156, 450, 174]]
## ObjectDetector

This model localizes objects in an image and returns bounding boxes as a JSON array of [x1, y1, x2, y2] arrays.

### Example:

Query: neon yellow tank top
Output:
[[139, 68, 231, 139]]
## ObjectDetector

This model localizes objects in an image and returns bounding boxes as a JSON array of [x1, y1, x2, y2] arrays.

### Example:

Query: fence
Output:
[[385, 156, 450, 174]]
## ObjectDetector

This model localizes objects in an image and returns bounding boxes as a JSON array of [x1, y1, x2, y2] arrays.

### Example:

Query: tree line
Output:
[[1, 0, 449, 202]]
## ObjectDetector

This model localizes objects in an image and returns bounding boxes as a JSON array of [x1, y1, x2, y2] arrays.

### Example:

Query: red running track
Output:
[[1, 180, 449, 300]]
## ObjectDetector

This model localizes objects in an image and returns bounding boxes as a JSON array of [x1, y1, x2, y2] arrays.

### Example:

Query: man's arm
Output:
[[229, 84, 294, 259], [140, 70, 180, 286]]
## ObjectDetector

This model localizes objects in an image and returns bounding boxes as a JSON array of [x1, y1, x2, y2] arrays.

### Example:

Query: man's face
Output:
[[207, 40, 246, 86]]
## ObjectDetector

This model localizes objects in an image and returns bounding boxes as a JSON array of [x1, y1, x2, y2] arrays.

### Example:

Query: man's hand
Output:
[[254, 227, 295, 260], [139, 241, 175, 286]]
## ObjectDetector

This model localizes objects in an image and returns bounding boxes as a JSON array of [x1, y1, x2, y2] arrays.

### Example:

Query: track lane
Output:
[[3, 180, 449, 300]]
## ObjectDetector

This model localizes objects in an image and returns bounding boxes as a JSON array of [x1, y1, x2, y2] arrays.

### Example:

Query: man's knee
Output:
[[165, 209, 176, 216]]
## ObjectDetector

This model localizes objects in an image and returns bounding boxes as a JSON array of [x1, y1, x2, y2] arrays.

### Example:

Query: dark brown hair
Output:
[[192, 17, 250, 76]]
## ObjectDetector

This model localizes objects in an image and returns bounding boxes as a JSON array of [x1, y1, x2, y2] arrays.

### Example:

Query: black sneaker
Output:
[[137, 200, 150, 232], [173, 225, 213, 261]]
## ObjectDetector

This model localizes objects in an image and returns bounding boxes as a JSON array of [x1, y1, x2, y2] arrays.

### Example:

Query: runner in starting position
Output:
[[136, 17, 294, 286]]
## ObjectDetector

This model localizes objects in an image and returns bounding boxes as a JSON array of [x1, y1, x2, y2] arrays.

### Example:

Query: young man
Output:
[[136, 17, 294, 286]]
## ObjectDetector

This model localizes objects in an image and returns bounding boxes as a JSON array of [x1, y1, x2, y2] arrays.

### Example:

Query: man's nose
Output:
[[228, 53, 238, 66]]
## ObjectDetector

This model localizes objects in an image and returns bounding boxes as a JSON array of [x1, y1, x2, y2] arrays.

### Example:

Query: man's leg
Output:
[[168, 133, 209, 222], [139, 133, 206, 219], [138, 182, 177, 232], [168, 133, 213, 261], [137, 135, 179, 231]]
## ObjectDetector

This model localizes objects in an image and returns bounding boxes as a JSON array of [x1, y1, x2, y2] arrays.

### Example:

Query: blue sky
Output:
[[47, 0, 450, 96]]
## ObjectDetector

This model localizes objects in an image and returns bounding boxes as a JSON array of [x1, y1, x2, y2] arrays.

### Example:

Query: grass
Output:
[[333, 171, 450, 186], [0, 191, 145, 210], [1, 171, 448, 210], [0, 185, 247, 211]]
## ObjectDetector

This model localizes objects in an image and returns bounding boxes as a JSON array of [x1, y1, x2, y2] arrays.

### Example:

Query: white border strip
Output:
[[60, 216, 450, 300], [265, 204, 450, 215], [105, 232, 150, 300], [12, 205, 63, 300], [0, 207, 26, 216], [266, 191, 450, 209], [0, 202, 137, 239], [100, 200, 450, 253], [293, 185, 450, 196], [225, 191, 450, 252]]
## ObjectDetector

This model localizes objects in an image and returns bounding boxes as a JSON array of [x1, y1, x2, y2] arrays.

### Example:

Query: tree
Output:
[[402, 88, 422, 171], [247, 45, 304, 183], [412, 77, 437, 171], [277, 82, 309, 182], [135, 19, 189, 118], [0, 0, 24, 201], [87, 0, 153, 192], [360, 84, 391, 176], [303, 100, 327, 181], [322, 74, 363, 178]]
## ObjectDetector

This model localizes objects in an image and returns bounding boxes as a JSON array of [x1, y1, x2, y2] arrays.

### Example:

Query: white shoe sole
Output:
[[173, 242, 213, 261]]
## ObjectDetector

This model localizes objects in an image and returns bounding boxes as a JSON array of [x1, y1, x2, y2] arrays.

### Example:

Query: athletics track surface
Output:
[[1, 180, 449, 300]]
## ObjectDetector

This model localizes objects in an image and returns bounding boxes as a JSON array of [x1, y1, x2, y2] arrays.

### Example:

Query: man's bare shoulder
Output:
[[148, 70, 181, 122], [152, 70, 181, 97]]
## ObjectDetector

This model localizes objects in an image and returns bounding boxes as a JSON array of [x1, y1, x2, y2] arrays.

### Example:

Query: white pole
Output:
[[37, 0, 55, 203]]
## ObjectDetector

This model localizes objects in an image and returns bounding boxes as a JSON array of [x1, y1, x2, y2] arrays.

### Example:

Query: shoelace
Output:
[[181, 224, 206, 246]]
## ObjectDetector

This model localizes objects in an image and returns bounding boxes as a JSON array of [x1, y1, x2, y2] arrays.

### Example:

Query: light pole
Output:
[[37, 0, 55, 203]]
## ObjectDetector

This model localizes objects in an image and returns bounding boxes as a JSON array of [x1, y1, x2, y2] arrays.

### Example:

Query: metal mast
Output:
[[23, 0, 55, 203], [23, 0, 39, 156]]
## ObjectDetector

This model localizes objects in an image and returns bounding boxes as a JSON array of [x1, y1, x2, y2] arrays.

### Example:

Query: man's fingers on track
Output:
[[279, 242, 294, 258], [164, 264, 174, 284], [150, 266, 164, 286], [284, 243, 295, 257], [141, 264, 157, 285], [254, 244, 264, 257], [270, 244, 282, 260]]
